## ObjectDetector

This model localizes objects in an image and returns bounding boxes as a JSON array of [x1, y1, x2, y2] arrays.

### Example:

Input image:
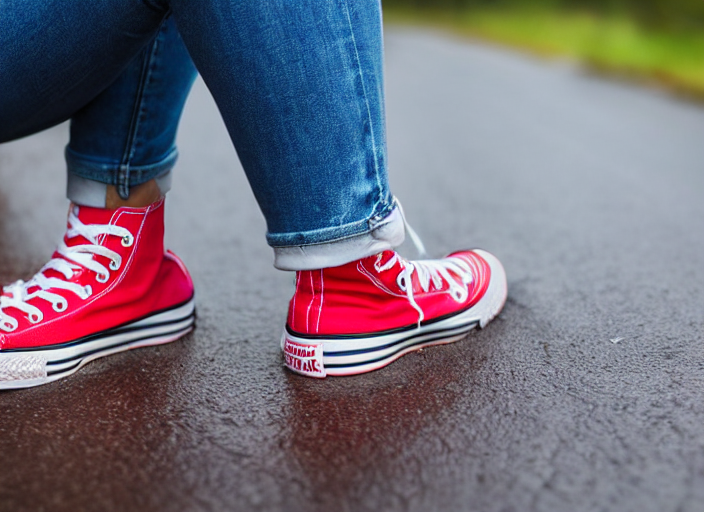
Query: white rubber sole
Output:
[[282, 250, 508, 378], [0, 297, 196, 390]]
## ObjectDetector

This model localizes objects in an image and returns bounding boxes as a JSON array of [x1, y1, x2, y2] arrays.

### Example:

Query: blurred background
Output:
[[382, 0, 704, 100]]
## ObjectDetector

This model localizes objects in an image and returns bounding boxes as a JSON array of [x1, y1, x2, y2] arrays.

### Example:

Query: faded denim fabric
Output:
[[0, 0, 395, 250]]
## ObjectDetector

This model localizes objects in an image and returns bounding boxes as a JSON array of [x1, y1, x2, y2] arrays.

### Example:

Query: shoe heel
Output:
[[282, 334, 326, 378]]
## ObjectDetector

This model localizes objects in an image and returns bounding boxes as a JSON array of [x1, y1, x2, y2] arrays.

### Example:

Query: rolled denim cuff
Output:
[[66, 171, 172, 208], [65, 145, 177, 188], [65, 145, 176, 206], [272, 207, 405, 271]]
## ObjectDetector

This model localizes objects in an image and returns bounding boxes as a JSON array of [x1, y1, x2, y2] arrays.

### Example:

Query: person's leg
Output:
[[166, 0, 507, 377], [0, 3, 197, 388], [0, 0, 506, 385], [66, 16, 197, 208], [0, 0, 167, 142], [170, 0, 405, 270], [0, 0, 196, 206]]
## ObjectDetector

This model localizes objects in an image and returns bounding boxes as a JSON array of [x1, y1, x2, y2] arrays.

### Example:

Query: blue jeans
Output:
[[0, 0, 404, 270]]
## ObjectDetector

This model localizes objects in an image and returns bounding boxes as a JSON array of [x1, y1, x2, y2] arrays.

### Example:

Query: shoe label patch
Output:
[[284, 338, 325, 378]]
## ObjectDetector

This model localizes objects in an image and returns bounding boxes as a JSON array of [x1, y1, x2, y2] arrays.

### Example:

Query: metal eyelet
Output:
[[96, 273, 109, 284], [1, 321, 17, 332], [53, 301, 68, 313], [121, 234, 134, 247], [109, 260, 120, 271], [28, 312, 43, 324]]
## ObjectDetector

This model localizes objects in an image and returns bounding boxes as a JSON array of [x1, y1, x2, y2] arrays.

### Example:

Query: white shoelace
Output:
[[0, 208, 134, 333], [379, 198, 475, 327]]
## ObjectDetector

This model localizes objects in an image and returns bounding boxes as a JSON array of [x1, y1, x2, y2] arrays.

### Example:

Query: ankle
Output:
[[105, 180, 162, 209]]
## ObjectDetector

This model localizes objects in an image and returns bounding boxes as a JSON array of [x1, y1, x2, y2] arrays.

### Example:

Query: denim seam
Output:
[[342, 0, 385, 218], [117, 24, 163, 199]]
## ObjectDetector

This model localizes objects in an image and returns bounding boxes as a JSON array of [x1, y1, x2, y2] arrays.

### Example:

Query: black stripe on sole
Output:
[[45, 316, 195, 370], [322, 319, 479, 357], [46, 324, 194, 377], [323, 322, 479, 369]]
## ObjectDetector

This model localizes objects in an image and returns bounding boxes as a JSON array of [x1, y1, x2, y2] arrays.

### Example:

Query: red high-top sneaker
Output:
[[0, 199, 195, 389], [282, 249, 506, 377]]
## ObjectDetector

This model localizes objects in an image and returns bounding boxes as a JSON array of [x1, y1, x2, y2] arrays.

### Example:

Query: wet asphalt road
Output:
[[1, 27, 703, 512]]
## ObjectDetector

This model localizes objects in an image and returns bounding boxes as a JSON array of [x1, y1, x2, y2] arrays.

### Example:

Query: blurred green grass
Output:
[[384, 6, 704, 100]]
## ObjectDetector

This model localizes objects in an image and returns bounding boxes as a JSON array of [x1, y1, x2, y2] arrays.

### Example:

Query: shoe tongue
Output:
[[15, 205, 127, 291], [63, 204, 118, 248], [375, 250, 398, 267], [365, 250, 401, 273]]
